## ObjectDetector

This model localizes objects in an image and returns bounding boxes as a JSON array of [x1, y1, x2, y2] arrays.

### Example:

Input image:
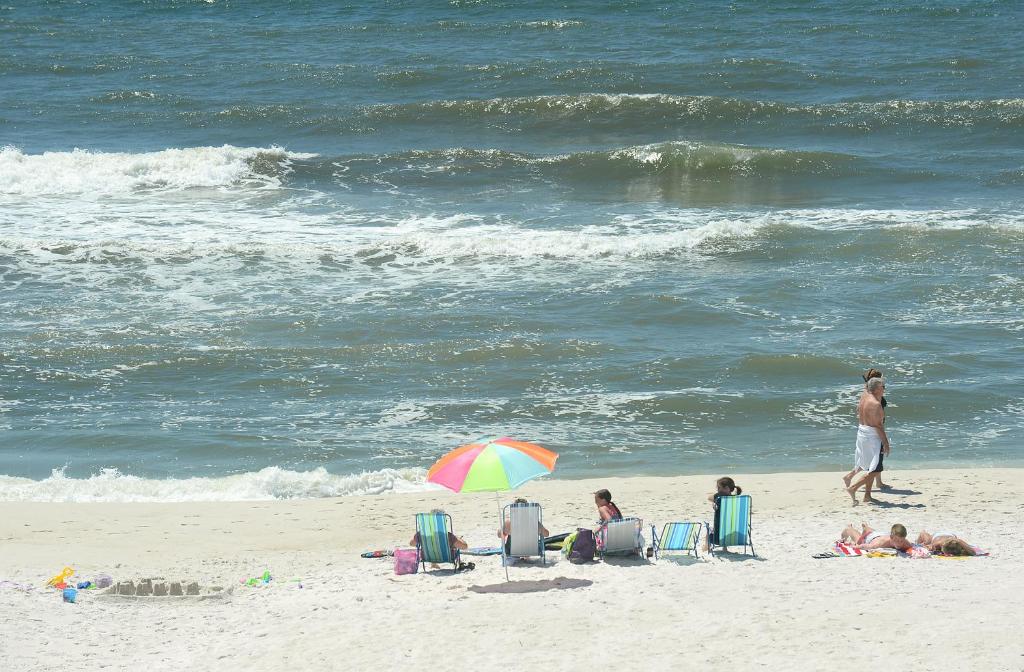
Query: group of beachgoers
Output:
[[410, 366, 982, 564], [839, 523, 977, 556], [411, 478, 745, 564], [843, 367, 896, 505]]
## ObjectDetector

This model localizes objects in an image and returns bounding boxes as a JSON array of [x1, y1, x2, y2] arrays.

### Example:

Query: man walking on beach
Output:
[[844, 377, 889, 505]]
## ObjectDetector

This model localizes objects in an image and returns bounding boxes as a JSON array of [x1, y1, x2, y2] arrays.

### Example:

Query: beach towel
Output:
[[901, 544, 932, 559], [834, 541, 864, 556], [462, 547, 503, 556]]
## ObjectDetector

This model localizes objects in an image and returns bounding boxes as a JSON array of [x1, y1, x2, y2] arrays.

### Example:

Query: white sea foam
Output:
[[0, 145, 316, 196], [0, 466, 435, 502]]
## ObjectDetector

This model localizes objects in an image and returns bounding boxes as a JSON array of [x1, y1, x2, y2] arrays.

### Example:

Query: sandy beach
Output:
[[1, 468, 1021, 671]]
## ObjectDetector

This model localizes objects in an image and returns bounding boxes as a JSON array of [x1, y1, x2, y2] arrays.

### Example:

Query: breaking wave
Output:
[[0, 466, 433, 502], [0, 145, 316, 196]]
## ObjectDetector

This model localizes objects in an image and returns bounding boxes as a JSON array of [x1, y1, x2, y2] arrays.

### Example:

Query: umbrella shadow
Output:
[[468, 577, 593, 594]]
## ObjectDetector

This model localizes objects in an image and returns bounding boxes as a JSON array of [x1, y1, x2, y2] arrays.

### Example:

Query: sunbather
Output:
[[498, 498, 549, 556], [840, 522, 912, 551], [916, 530, 976, 556], [410, 509, 468, 567]]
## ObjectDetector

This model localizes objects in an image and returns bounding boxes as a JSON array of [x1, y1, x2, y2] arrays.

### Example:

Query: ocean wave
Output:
[[1, 208, 1020, 270], [0, 466, 433, 502], [363, 93, 1024, 129], [0, 145, 317, 196], [331, 141, 861, 182]]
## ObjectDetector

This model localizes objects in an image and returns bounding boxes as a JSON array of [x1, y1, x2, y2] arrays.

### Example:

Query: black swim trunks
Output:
[[872, 448, 884, 473]]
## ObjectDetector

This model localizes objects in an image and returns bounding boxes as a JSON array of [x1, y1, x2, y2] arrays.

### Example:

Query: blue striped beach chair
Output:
[[650, 522, 703, 560], [706, 495, 755, 557], [414, 512, 461, 571], [597, 517, 644, 559]]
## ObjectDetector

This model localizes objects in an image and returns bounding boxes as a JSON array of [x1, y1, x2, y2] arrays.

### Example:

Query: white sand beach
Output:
[[1, 468, 1022, 671]]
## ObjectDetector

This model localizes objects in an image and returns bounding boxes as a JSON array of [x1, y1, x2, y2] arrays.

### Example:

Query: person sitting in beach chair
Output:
[[839, 522, 912, 552], [499, 498, 549, 560], [596, 516, 645, 558], [593, 488, 623, 524], [916, 530, 976, 556], [705, 478, 756, 556], [411, 509, 468, 571]]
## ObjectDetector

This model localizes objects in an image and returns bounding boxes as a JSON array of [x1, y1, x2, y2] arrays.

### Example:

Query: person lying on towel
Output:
[[840, 522, 913, 552], [916, 530, 977, 556]]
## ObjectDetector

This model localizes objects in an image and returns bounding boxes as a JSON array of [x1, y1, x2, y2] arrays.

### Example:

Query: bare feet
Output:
[[879, 483, 891, 490], [843, 474, 853, 487], [847, 487, 859, 505], [863, 496, 877, 504]]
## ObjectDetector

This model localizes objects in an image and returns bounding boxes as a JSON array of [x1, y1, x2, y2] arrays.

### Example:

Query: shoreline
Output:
[[3, 461, 1023, 504], [3, 467, 1022, 670]]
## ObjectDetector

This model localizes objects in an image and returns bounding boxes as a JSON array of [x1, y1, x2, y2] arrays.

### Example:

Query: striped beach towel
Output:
[[834, 541, 864, 556]]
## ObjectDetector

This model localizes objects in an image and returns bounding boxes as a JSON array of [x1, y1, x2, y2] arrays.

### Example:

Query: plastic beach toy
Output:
[[245, 570, 272, 587], [62, 587, 77, 603], [46, 567, 75, 588]]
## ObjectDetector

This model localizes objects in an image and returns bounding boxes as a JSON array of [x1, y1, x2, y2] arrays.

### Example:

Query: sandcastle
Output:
[[101, 578, 231, 600]]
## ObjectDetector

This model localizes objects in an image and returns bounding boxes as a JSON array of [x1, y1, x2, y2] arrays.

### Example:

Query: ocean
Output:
[[1, 1, 1021, 501]]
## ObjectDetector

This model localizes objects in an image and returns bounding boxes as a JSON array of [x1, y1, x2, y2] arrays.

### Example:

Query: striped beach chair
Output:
[[414, 512, 460, 571], [707, 495, 755, 557], [651, 521, 703, 560], [597, 517, 644, 559]]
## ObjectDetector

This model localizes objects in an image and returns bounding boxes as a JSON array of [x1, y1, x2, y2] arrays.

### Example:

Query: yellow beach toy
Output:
[[45, 566, 75, 588]]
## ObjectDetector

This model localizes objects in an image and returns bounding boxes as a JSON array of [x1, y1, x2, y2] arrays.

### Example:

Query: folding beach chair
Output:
[[597, 517, 644, 559], [650, 521, 703, 560], [414, 512, 461, 571], [706, 495, 755, 557], [502, 502, 546, 565]]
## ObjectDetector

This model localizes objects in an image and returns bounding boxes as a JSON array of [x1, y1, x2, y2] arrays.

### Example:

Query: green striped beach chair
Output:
[[707, 495, 755, 557], [650, 522, 703, 560], [414, 512, 461, 571]]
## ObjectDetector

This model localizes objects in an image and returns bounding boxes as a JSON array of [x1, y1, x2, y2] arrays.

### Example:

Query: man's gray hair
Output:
[[866, 377, 885, 393]]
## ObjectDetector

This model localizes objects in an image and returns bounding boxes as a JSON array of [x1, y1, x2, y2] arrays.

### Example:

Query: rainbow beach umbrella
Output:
[[427, 437, 558, 580], [427, 437, 558, 493]]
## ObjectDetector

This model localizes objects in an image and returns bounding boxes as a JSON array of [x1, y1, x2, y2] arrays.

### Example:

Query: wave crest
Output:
[[364, 93, 1024, 129], [0, 145, 316, 196], [0, 466, 432, 502]]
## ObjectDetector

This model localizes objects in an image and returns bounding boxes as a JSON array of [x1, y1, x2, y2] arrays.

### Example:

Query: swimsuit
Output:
[[857, 530, 882, 545], [854, 425, 882, 472]]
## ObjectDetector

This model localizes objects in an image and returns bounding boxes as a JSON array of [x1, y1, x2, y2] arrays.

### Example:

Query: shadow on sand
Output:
[[709, 551, 766, 563], [868, 499, 926, 510], [878, 488, 923, 496], [468, 577, 593, 594]]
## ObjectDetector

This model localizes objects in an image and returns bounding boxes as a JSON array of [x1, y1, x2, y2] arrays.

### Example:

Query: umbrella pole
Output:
[[498, 492, 509, 582]]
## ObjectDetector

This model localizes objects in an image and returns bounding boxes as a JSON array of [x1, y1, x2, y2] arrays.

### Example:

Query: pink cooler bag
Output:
[[393, 548, 419, 575]]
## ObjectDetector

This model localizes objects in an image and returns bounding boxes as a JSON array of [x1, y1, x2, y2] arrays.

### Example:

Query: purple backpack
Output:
[[569, 528, 595, 564]]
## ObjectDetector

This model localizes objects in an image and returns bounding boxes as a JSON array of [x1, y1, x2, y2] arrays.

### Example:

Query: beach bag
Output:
[[394, 548, 419, 575], [569, 528, 595, 564]]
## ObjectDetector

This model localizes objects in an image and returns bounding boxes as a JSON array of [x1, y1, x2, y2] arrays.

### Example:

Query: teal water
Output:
[[1, 1, 1022, 500]]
